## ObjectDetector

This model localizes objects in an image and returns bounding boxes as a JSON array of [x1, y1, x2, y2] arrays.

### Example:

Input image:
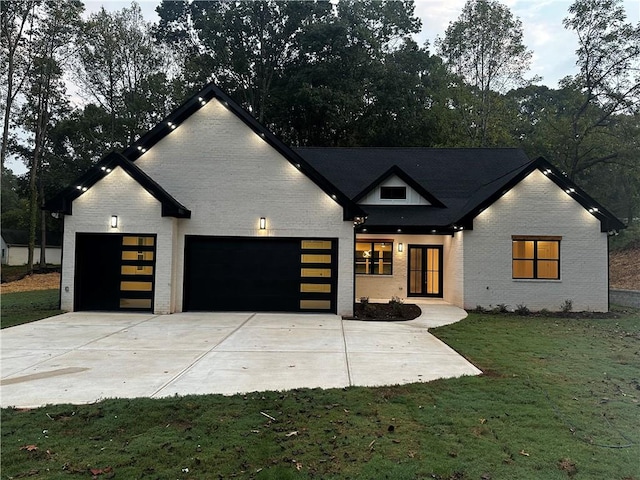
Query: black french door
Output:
[[408, 245, 443, 297]]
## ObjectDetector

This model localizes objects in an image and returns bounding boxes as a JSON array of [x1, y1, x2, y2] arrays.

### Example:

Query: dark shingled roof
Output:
[[295, 148, 626, 233]]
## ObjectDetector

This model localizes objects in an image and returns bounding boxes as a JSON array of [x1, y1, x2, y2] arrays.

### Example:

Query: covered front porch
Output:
[[355, 233, 464, 308]]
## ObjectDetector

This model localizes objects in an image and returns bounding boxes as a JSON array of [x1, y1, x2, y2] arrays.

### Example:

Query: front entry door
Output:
[[408, 245, 443, 297]]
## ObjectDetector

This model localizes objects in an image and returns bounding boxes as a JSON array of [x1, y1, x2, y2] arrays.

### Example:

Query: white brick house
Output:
[[45, 83, 625, 315]]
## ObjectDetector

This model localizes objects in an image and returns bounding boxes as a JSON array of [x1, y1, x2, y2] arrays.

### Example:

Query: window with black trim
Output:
[[356, 241, 393, 275], [512, 236, 560, 279], [380, 186, 406, 199]]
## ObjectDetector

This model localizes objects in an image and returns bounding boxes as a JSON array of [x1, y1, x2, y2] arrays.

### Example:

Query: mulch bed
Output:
[[609, 246, 640, 291], [347, 302, 422, 321], [0, 273, 61, 294]]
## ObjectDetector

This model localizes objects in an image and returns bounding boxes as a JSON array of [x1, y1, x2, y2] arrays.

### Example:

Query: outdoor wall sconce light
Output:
[[110, 215, 118, 228], [398, 243, 404, 252], [259, 217, 266, 230]]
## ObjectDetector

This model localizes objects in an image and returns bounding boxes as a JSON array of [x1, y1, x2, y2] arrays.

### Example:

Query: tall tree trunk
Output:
[[39, 179, 47, 267]]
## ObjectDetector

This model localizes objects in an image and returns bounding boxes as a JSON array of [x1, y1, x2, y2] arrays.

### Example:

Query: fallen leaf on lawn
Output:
[[480, 418, 487, 424], [20, 444, 38, 452], [519, 450, 530, 457], [286, 431, 298, 437], [89, 466, 112, 475], [295, 462, 303, 471]]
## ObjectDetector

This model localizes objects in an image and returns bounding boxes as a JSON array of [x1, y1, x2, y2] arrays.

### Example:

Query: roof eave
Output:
[[456, 157, 626, 232]]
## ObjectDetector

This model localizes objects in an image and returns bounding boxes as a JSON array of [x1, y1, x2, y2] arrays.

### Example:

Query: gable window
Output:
[[356, 241, 393, 275], [512, 236, 560, 279], [380, 186, 406, 200]]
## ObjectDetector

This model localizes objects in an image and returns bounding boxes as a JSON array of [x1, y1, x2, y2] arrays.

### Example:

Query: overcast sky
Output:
[[93, 0, 639, 88]]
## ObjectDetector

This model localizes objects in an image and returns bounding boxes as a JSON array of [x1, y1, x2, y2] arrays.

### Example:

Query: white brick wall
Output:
[[463, 169, 609, 312], [443, 232, 464, 306], [63, 98, 354, 315], [61, 167, 176, 313]]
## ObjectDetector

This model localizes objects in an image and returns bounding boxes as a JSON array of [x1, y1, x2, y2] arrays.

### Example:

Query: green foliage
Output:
[[2, 311, 639, 478], [514, 304, 530, 316]]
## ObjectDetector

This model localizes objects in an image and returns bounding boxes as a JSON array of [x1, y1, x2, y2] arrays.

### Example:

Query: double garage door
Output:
[[184, 236, 337, 313], [74, 234, 337, 313]]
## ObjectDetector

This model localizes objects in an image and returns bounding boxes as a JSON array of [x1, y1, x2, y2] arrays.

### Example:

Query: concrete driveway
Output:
[[1, 301, 481, 408]]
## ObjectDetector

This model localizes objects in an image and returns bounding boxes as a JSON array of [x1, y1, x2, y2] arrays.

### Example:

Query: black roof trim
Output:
[[43, 152, 191, 218], [352, 165, 446, 207], [121, 83, 365, 221], [457, 157, 626, 232]]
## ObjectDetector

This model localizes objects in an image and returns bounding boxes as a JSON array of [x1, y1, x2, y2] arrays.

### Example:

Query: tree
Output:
[[0, 1, 41, 171], [559, 0, 640, 179], [76, 3, 176, 148], [14, 0, 82, 271], [436, 0, 535, 146]]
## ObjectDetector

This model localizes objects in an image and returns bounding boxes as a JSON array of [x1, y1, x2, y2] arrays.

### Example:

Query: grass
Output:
[[1, 310, 639, 479], [1, 289, 62, 328]]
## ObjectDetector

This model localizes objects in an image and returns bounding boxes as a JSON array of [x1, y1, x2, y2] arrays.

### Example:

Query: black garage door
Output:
[[74, 233, 156, 312], [184, 236, 337, 313]]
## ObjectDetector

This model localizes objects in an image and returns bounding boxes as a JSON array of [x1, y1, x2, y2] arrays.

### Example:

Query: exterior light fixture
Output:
[[110, 215, 118, 228], [259, 217, 266, 230], [398, 243, 404, 252], [167, 121, 176, 130], [81, 187, 88, 192]]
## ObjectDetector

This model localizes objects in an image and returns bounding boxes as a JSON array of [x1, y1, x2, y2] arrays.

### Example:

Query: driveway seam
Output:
[[340, 319, 353, 387], [149, 313, 256, 398]]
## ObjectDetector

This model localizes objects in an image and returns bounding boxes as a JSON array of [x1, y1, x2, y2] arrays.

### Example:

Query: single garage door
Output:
[[74, 233, 156, 312], [184, 236, 337, 313]]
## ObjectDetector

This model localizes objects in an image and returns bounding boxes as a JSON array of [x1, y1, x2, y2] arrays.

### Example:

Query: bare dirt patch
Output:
[[1, 273, 60, 294], [609, 247, 640, 290]]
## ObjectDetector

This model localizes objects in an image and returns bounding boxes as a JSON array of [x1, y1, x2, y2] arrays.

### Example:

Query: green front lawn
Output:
[[1, 289, 62, 328], [1, 310, 639, 479]]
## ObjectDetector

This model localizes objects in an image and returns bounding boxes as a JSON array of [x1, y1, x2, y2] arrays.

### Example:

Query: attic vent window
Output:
[[380, 186, 406, 200]]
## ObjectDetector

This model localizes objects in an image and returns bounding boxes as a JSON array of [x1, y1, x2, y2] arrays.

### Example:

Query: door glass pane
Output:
[[301, 268, 332, 278], [123, 236, 154, 246], [300, 299, 331, 310], [122, 250, 154, 261], [409, 248, 423, 294], [302, 240, 332, 249], [121, 265, 153, 275], [301, 254, 331, 264], [120, 298, 152, 309], [120, 281, 153, 291], [300, 283, 331, 293]]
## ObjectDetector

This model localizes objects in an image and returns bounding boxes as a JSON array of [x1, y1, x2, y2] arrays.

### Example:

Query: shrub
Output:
[[363, 304, 377, 318], [560, 299, 573, 313], [474, 305, 488, 314], [389, 296, 404, 317], [515, 304, 530, 316], [492, 303, 509, 314]]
